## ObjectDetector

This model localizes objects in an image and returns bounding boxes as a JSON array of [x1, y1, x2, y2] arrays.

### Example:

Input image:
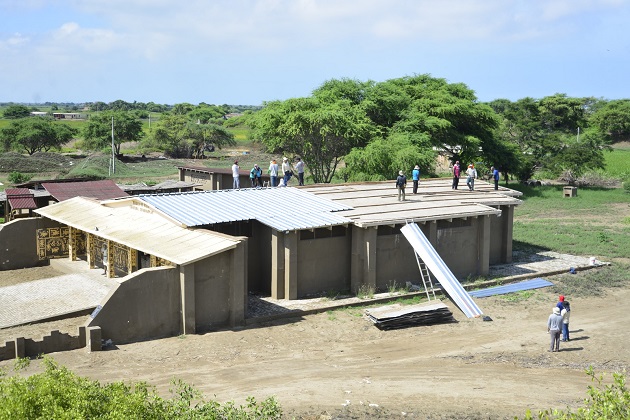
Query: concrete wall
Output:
[[0, 328, 87, 361], [297, 233, 351, 296], [87, 266, 181, 344], [194, 251, 235, 330], [375, 233, 418, 290], [0, 217, 59, 270], [435, 222, 479, 279]]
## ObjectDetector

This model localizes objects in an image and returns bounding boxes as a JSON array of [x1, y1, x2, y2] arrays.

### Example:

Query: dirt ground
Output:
[[1, 266, 628, 419]]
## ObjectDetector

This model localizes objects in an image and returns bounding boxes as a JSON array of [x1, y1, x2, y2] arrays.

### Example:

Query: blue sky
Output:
[[1, 0, 629, 105]]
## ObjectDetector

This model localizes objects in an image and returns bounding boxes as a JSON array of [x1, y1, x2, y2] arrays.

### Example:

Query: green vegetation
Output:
[[521, 368, 629, 419], [0, 357, 282, 419], [511, 184, 630, 259]]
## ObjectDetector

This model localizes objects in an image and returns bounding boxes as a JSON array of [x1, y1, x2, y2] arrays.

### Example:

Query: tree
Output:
[[0, 117, 77, 155], [590, 99, 630, 143], [82, 111, 143, 155], [247, 97, 377, 183], [2, 105, 31, 119], [148, 114, 235, 158]]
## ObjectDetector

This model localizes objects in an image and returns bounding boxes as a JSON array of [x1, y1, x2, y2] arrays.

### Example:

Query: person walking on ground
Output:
[[558, 295, 571, 341], [231, 160, 240, 189], [547, 306, 564, 352], [282, 157, 293, 187], [491, 166, 500, 190], [396, 170, 407, 201], [250, 164, 262, 188], [295, 157, 305, 186], [268, 160, 278, 187], [452, 161, 461, 189], [466, 164, 477, 191], [412, 165, 420, 194]]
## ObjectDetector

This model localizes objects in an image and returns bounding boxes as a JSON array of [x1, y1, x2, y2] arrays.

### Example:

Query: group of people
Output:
[[451, 161, 500, 191], [547, 294, 572, 352], [232, 157, 306, 189], [395, 165, 422, 202]]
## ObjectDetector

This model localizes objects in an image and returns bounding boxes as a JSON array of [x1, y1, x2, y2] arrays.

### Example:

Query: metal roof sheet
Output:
[[137, 187, 353, 230], [468, 278, 554, 298], [5, 188, 37, 210], [34, 197, 239, 265], [42, 180, 128, 202]]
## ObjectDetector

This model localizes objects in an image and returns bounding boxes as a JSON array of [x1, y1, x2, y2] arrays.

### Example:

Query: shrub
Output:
[[7, 171, 31, 184]]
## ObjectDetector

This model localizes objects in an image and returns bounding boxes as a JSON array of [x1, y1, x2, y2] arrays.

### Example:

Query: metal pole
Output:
[[111, 116, 115, 175]]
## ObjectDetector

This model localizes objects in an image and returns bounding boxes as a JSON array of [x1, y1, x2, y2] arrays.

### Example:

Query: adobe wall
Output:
[[297, 233, 351, 296], [0, 217, 60, 270], [87, 266, 181, 344]]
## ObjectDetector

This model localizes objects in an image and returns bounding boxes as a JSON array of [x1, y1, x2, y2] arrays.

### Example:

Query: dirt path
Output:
[[2, 282, 627, 419]]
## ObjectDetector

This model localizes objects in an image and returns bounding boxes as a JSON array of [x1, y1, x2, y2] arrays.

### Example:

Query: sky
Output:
[[1, 0, 629, 106]]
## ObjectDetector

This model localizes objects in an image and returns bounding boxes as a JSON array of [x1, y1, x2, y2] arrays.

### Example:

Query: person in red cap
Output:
[[556, 295, 571, 341]]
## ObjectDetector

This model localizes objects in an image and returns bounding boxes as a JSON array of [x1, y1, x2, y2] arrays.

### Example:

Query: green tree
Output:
[[0, 117, 77, 155], [82, 111, 144, 155], [247, 97, 377, 183], [149, 114, 235, 158], [2, 104, 31, 119], [590, 99, 630, 143]]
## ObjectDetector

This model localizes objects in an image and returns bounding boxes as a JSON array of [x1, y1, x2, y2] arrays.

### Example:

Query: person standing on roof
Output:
[[268, 160, 278, 187], [282, 157, 293, 187], [491, 166, 500, 190], [232, 160, 240, 189], [466, 164, 477, 191], [295, 157, 305, 186], [250, 164, 262, 188], [412, 165, 420, 194], [452, 161, 461, 190], [396, 170, 407, 201]]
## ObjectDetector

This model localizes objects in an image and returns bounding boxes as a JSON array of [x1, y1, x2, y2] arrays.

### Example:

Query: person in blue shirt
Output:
[[412, 165, 420, 194], [491, 166, 500, 190]]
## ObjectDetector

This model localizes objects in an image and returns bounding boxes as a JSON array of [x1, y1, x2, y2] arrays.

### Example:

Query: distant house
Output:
[[52, 112, 87, 120]]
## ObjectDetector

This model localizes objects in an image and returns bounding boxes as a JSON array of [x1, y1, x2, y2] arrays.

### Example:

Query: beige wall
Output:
[[0, 217, 60, 271], [297, 233, 351, 296], [435, 223, 480, 279], [87, 267, 181, 344], [194, 251, 235, 329], [375, 233, 418, 290]]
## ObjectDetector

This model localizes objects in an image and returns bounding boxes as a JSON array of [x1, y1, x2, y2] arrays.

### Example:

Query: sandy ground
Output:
[[0, 263, 628, 419]]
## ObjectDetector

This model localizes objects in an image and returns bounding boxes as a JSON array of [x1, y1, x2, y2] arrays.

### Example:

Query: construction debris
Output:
[[365, 301, 455, 330]]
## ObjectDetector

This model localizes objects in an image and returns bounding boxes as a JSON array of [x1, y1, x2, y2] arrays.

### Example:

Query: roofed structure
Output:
[[41, 180, 128, 202]]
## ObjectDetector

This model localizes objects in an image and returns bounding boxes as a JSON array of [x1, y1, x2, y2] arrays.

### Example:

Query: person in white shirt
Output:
[[231, 160, 240, 189], [295, 157, 305, 186], [281, 157, 293, 186], [268, 160, 279, 187], [466, 164, 477, 191]]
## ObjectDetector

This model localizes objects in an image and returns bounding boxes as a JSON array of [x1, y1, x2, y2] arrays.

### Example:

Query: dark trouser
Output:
[[452, 176, 459, 189], [562, 323, 570, 341], [250, 178, 256, 187], [550, 330, 561, 351], [284, 171, 292, 186], [270, 176, 277, 187], [298, 172, 304, 186], [494, 179, 499, 190], [256, 177, 264, 187], [413, 180, 418, 194]]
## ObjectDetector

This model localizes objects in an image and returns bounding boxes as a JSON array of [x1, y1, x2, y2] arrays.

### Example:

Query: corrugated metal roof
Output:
[[34, 197, 239, 265], [137, 187, 353, 231], [5, 188, 37, 210], [42, 180, 128, 202], [468, 278, 554, 298]]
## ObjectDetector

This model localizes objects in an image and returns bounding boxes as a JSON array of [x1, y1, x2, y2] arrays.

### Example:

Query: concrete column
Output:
[[105, 241, 112, 278], [477, 215, 490, 276], [271, 230, 285, 299], [365, 226, 377, 291], [179, 168, 185, 182], [350, 226, 364, 293], [14, 337, 25, 358], [87, 233, 94, 268], [68, 227, 77, 261], [284, 231, 298, 300], [179, 264, 196, 334], [501, 205, 514, 263], [229, 241, 247, 326], [87, 326, 101, 352], [427, 221, 438, 247]]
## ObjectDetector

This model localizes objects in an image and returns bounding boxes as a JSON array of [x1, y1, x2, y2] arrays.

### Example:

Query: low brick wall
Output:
[[0, 326, 101, 361]]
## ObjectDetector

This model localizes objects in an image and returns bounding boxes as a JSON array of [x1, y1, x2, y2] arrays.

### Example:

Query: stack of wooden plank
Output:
[[365, 301, 455, 330]]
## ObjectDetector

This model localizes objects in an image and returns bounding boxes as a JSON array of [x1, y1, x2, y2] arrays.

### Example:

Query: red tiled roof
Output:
[[6, 188, 37, 210], [41, 180, 129, 202]]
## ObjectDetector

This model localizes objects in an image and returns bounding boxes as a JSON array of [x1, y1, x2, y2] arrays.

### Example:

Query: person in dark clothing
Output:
[[452, 161, 461, 189], [396, 170, 407, 201], [491, 166, 500, 190]]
